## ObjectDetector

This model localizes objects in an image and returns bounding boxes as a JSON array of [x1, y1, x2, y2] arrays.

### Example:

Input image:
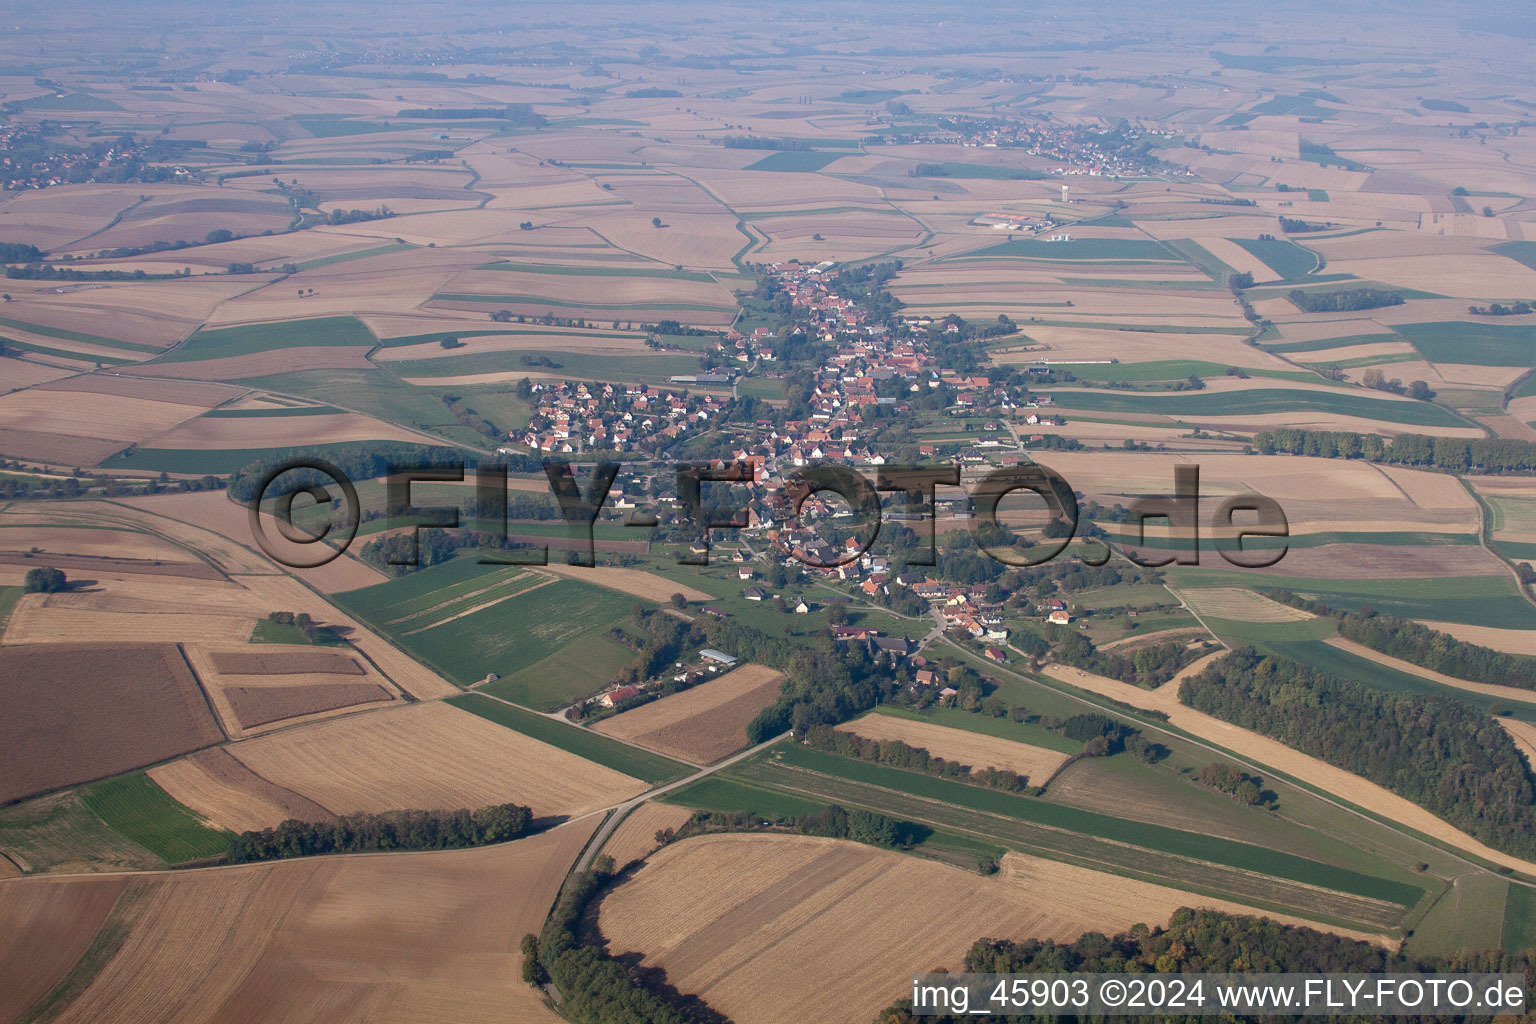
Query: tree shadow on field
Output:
[[587, 861, 733, 1024]]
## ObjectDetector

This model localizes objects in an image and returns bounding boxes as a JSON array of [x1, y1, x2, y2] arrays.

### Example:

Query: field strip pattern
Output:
[[727, 759, 1411, 930]]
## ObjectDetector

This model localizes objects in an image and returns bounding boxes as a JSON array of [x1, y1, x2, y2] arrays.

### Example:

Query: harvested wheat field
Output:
[[209, 649, 365, 675], [538, 564, 714, 603], [599, 834, 1383, 1024], [147, 748, 335, 834], [1500, 718, 1536, 771], [2, 582, 259, 646], [24, 820, 594, 1024], [601, 802, 696, 868], [0, 875, 130, 1024], [837, 711, 1073, 784], [0, 643, 224, 805], [228, 701, 646, 819], [593, 664, 786, 764], [1041, 662, 1536, 877], [1417, 621, 1536, 656], [1175, 587, 1313, 623]]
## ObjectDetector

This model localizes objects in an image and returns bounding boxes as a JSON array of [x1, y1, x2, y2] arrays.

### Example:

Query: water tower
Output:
[[1060, 184, 1070, 203]]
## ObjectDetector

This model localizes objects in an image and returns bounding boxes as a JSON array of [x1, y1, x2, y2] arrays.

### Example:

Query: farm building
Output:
[[700, 649, 738, 668]]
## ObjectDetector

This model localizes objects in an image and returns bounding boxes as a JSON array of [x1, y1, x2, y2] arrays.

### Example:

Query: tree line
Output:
[[527, 858, 708, 1024], [876, 908, 1533, 1023], [804, 724, 1031, 792], [1180, 647, 1536, 857], [1252, 427, 1536, 473], [1050, 630, 1205, 688], [226, 803, 533, 863], [1267, 589, 1536, 689]]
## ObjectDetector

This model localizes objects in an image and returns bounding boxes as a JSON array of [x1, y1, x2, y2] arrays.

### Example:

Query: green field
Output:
[[234, 368, 490, 445], [0, 791, 162, 873], [1263, 333, 1402, 354], [154, 315, 377, 363], [1396, 321, 1536, 367], [1502, 883, 1536, 952], [80, 772, 231, 864], [377, 327, 631, 348], [291, 115, 396, 136], [447, 693, 691, 783], [101, 440, 410, 476], [1060, 360, 1324, 385], [1170, 570, 1536, 630], [744, 151, 846, 172], [335, 561, 638, 701], [483, 633, 638, 711], [1406, 873, 1509, 957], [659, 775, 831, 818], [1231, 237, 1321, 281], [0, 315, 156, 353], [731, 744, 1423, 916], [1493, 241, 1536, 273], [1044, 387, 1468, 427], [967, 238, 1180, 262], [1267, 638, 1536, 723]]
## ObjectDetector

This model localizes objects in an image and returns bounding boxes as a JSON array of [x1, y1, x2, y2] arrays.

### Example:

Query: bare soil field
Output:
[[837, 712, 1073, 784], [1040, 662, 1536, 876], [599, 834, 1383, 1024], [0, 523, 200, 562], [0, 388, 207, 443], [115, 490, 390, 594], [147, 748, 335, 834], [592, 664, 786, 764], [27, 819, 593, 1024], [0, 643, 224, 805], [0, 427, 129, 466], [1174, 587, 1313, 623], [228, 701, 646, 819], [209, 649, 365, 675], [1245, 542, 1502, 580], [224, 682, 394, 730], [601, 802, 696, 868], [0, 549, 222, 580], [0, 875, 129, 1023], [0, 357, 76, 391], [33, 374, 244, 405], [539, 564, 714, 603]]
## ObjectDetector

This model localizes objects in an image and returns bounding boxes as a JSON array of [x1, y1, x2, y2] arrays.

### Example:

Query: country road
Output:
[[573, 731, 792, 873]]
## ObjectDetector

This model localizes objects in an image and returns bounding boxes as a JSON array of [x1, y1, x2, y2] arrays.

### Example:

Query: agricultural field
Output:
[[835, 708, 1074, 785], [335, 558, 641, 706], [599, 834, 1391, 1024], [591, 663, 786, 764], [0, 821, 596, 1024], [225, 701, 648, 820], [0, 643, 224, 805]]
